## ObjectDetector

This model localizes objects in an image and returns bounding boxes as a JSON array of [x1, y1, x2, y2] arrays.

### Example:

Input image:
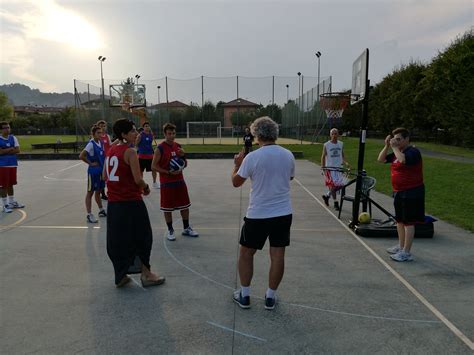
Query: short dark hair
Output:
[[392, 127, 410, 139], [163, 122, 176, 133], [113, 118, 135, 140], [0, 121, 10, 128], [142, 121, 150, 127], [91, 124, 101, 135]]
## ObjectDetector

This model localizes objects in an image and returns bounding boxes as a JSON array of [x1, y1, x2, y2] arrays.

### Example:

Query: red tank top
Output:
[[105, 144, 142, 202], [158, 141, 185, 184], [100, 133, 112, 154]]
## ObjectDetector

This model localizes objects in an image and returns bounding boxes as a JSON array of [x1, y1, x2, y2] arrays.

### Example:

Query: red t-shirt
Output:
[[105, 144, 142, 202], [386, 146, 424, 192], [158, 141, 185, 184], [100, 133, 112, 155]]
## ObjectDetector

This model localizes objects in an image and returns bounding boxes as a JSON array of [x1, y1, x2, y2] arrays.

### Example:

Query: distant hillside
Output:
[[0, 83, 100, 107]]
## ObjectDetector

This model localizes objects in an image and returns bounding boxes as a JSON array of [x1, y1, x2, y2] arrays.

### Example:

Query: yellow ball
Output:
[[358, 212, 371, 224]]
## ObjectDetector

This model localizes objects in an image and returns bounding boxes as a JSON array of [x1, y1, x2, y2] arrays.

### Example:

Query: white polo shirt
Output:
[[237, 144, 295, 219]]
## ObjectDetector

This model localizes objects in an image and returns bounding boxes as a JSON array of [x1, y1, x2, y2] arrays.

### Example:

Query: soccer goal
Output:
[[186, 121, 222, 144], [218, 127, 235, 144]]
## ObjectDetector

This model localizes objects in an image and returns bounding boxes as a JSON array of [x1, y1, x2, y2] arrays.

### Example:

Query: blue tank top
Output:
[[87, 139, 104, 174], [137, 132, 154, 155], [0, 135, 18, 167]]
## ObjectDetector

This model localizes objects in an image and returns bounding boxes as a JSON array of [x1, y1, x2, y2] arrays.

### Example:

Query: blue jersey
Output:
[[86, 139, 105, 174], [137, 132, 154, 156], [0, 135, 18, 167]]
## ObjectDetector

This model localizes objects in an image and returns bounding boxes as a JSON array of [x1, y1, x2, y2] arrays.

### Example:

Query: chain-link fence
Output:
[[74, 75, 332, 144]]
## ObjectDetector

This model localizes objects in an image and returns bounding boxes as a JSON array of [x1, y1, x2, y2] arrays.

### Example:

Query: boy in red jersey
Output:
[[378, 127, 425, 262], [105, 118, 165, 287], [151, 123, 199, 241]]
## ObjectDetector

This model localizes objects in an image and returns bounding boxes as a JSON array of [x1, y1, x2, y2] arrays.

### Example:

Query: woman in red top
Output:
[[105, 118, 165, 288]]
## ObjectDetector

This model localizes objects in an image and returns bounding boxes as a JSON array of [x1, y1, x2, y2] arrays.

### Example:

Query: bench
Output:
[[31, 142, 81, 153]]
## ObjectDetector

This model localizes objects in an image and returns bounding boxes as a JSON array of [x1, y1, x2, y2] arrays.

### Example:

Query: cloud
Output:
[[0, 0, 103, 90]]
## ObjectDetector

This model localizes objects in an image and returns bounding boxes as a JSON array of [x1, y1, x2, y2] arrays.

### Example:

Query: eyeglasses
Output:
[[1, 126, 10, 129]]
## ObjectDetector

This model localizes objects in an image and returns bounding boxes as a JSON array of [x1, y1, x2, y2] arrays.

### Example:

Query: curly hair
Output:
[[250, 116, 279, 142]]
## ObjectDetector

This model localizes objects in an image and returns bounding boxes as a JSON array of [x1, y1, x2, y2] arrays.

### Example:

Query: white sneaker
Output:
[[3, 205, 13, 213], [87, 214, 98, 223], [8, 201, 25, 209], [390, 250, 414, 262], [386, 245, 402, 254], [166, 230, 176, 241], [152, 182, 160, 189], [182, 227, 199, 237]]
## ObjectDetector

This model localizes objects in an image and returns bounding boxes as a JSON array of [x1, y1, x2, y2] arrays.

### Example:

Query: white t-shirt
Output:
[[83, 140, 102, 156], [237, 144, 295, 219], [324, 140, 344, 168]]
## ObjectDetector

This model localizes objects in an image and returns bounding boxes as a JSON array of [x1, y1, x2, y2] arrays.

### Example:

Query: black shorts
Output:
[[139, 158, 152, 172], [240, 214, 292, 250], [394, 187, 425, 225]]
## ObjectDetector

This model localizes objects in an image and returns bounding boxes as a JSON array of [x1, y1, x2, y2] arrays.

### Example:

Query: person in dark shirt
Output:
[[377, 127, 424, 262], [243, 127, 254, 154]]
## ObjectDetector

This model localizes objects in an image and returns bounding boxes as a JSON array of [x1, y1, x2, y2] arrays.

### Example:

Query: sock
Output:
[[2, 197, 7, 206], [166, 221, 173, 232], [8, 195, 14, 203], [241, 286, 250, 297], [265, 288, 276, 299], [183, 219, 190, 229]]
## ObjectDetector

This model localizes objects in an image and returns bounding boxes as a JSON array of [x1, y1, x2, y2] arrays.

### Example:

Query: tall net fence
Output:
[[74, 75, 332, 144]]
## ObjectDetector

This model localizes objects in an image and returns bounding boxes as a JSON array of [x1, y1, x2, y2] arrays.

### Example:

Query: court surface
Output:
[[1, 159, 473, 354]]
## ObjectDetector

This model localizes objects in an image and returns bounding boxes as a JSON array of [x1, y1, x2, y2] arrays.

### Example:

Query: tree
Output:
[[0, 92, 13, 121]]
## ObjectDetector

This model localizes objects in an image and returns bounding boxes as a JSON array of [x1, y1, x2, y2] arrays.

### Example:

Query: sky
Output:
[[0, 0, 472, 105]]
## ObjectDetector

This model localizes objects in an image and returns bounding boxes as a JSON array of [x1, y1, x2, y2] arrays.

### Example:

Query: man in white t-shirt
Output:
[[321, 128, 350, 210], [231, 116, 295, 311]]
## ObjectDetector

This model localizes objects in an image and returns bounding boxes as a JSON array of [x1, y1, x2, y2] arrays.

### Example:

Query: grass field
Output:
[[16, 135, 474, 232]]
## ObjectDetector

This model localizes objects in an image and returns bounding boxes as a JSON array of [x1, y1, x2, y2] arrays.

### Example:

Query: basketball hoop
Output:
[[319, 92, 351, 126]]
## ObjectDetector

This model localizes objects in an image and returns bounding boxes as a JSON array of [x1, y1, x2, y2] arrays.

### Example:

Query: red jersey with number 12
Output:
[[106, 144, 142, 202]]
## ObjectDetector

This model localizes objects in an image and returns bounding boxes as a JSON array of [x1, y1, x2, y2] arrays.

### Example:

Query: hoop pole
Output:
[[352, 48, 370, 226], [201, 75, 204, 145]]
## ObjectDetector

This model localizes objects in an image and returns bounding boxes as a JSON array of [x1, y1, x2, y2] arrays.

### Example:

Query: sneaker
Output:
[[182, 227, 199, 237], [166, 230, 176, 241], [390, 250, 414, 262], [98, 210, 107, 217], [264, 295, 277, 310], [87, 214, 98, 223], [152, 182, 160, 189], [322, 195, 329, 206], [334, 201, 340, 211], [233, 290, 250, 309], [386, 245, 402, 254], [8, 201, 25, 209], [3, 205, 13, 213], [101, 194, 108, 201]]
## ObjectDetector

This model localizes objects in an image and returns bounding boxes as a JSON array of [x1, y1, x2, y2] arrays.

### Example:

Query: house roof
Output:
[[221, 98, 258, 108], [150, 100, 189, 109]]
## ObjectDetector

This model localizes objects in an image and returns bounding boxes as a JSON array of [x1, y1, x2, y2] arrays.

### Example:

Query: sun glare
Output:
[[24, 0, 103, 50]]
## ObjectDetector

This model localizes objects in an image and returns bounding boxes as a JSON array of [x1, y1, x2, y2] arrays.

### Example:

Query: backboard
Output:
[[351, 48, 369, 105], [109, 84, 146, 108]]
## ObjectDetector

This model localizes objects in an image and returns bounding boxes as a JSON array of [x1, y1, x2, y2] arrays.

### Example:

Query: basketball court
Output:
[[1, 159, 473, 353]]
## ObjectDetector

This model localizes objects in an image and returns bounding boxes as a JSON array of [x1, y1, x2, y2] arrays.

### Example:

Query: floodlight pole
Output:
[[201, 76, 204, 145], [286, 84, 289, 103], [297, 72, 301, 140], [157, 86, 161, 104], [98, 56, 106, 120], [351, 49, 370, 227]]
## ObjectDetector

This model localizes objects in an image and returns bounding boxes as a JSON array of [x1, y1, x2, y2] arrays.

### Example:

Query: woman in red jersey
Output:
[[105, 118, 165, 288]]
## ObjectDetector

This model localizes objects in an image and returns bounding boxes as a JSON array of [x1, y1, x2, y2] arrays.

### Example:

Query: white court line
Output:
[[44, 162, 85, 181], [130, 277, 147, 291], [0, 210, 27, 231], [206, 321, 267, 342], [294, 178, 474, 351], [18, 225, 101, 229], [162, 233, 439, 324], [58, 162, 83, 172]]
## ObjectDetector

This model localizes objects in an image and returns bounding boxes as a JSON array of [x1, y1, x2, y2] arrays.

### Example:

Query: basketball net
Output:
[[320, 93, 350, 127]]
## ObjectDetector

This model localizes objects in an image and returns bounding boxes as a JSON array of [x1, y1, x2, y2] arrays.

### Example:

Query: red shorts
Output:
[[160, 180, 191, 211], [0, 167, 17, 188]]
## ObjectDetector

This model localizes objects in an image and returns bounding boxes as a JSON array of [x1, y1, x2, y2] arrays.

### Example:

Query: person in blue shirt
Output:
[[0, 121, 25, 213], [79, 125, 107, 223], [136, 121, 159, 189]]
